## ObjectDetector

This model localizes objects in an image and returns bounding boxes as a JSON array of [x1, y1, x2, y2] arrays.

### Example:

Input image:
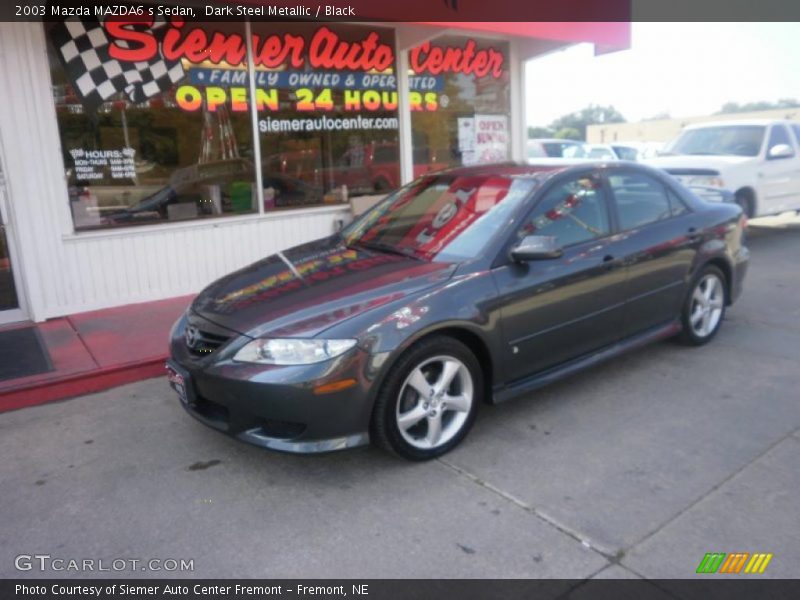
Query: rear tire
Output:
[[678, 265, 727, 346], [371, 336, 482, 460]]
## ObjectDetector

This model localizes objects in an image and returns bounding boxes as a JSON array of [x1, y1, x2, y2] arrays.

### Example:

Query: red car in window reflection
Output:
[[264, 142, 450, 195]]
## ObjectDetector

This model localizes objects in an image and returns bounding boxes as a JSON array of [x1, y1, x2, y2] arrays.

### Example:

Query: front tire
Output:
[[678, 265, 727, 346], [371, 336, 482, 460]]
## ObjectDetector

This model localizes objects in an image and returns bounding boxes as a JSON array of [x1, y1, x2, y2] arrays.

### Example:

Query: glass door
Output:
[[0, 166, 26, 324]]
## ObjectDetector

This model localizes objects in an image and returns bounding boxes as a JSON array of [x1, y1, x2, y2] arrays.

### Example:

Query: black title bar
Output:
[[5, 579, 800, 600]]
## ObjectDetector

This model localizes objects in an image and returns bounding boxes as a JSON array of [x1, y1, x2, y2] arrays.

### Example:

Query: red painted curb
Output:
[[0, 358, 168, 413]]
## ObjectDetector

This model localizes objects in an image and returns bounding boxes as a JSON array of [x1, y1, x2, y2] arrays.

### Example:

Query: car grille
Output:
[[185, 325, 231, 356]]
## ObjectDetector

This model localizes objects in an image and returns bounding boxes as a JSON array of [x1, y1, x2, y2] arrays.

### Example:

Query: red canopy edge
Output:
[[417, 22, 631, 52]]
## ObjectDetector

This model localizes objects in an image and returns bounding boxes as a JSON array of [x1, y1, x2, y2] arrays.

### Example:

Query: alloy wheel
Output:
[[395, 355, 474, 450], [689, 273, 724, 338]]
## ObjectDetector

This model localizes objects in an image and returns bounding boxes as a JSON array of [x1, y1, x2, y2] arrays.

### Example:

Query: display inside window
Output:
[[249, 23, 400, 202], [47, 19, 259, 231], [409, 36, 511, 173], [46, 17, 401, 231]]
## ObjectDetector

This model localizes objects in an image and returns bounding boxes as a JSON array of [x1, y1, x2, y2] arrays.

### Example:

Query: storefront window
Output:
[[249, 23, 400, 203], [409, 36, 511, 174], [47, 20, 258, 230], [46, 17, 400, 231]]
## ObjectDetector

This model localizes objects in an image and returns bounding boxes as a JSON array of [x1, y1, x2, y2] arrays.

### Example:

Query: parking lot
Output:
[[1, 214, 798, 581]]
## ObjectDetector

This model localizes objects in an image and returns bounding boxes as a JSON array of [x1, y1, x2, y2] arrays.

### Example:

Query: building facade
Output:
[[0, 16, 628, 324]]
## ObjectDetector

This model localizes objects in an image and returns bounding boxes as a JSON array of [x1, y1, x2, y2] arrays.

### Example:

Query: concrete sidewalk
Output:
[[0, 295, 191, 412]]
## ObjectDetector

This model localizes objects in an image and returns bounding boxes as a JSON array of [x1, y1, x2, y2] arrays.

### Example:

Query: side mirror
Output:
[[767, 144, 794, 160], [510, 235, 563, 262]]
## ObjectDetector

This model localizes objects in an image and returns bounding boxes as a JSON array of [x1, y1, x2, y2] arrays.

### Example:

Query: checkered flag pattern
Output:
[[49, 17, 185, 110]]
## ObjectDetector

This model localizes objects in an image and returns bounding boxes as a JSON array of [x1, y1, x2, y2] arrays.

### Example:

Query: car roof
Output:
[[428, 160, 646, 181]]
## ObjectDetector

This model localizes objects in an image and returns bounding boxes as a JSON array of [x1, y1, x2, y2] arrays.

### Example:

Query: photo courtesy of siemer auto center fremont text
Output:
[[0, 0, 798, 597]]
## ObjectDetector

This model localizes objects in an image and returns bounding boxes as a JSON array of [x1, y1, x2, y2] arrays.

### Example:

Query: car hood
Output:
[[192, 236, 456, 339], [644, 154, 754, 173]]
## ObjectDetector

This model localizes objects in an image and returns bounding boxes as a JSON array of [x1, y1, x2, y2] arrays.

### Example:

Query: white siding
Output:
[[55, 209, 350, 316], [0, 23, 350, 321]]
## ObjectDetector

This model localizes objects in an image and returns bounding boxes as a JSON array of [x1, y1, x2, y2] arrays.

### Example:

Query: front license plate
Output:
[[166, 365, 188, 405]]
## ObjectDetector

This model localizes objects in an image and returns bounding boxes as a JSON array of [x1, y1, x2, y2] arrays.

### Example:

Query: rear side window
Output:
[[609, 172, 673, 230]]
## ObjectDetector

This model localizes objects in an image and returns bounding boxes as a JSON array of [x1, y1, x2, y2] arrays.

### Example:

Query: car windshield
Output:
[[342, 174, 541, 262], [665, 125, 766, 157]]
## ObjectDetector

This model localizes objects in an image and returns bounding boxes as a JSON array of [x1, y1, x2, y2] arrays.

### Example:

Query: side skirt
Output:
[[492, 320, 682, 405]]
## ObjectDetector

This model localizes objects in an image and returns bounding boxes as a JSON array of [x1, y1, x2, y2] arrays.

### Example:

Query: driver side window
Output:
[[519, 173, 610, 247], [767, 125, 795, 157]]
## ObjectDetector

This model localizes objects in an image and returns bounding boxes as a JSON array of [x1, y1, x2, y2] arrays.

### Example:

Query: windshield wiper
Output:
[[352, 240, 423, 260]]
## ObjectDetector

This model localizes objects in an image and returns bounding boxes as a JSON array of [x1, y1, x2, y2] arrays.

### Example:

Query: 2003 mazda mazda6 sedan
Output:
[[167, 162, 749, 460]]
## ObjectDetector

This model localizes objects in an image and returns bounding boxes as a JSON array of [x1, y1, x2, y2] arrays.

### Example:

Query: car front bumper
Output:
[[167, 313, 374, 454]]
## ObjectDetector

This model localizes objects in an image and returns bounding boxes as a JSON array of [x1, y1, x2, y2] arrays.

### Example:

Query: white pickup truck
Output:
[[645, 119, 800, 217]]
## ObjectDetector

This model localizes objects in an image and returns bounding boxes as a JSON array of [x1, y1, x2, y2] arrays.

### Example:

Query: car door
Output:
[[491, 170, 628, 382], [605, 169, 699, 337], [758, 124, 799, 214]]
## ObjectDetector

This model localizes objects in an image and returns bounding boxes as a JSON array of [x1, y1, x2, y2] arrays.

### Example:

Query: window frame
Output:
[[605, 168, 692, 233]]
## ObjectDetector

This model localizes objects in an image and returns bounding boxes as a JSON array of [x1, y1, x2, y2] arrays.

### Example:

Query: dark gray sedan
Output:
[[167, 162, 749, 460]]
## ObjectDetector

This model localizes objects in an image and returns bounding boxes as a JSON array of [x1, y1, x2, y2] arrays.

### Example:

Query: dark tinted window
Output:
[[609, 173, 672, 230], [520, 173, 610, 247], [767, 125, 795, 156]]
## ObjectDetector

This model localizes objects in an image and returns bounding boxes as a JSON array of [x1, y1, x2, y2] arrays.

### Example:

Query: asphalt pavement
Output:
[[1, 213, 798, 581]]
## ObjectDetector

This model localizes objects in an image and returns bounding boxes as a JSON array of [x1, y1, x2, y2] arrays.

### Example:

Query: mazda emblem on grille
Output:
[[185, 325, 199, 349]]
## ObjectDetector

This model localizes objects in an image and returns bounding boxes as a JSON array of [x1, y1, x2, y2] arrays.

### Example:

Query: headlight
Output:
[[688, 175, 725, 188], [233, 338, 357, 365]]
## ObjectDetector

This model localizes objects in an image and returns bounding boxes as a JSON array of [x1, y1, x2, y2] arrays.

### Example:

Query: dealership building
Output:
[[0, 13, 629, 325]]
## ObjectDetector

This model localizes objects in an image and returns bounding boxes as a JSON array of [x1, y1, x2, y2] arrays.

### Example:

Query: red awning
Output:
[[418, 22, 630, 52], [231, 1, 631, 52]]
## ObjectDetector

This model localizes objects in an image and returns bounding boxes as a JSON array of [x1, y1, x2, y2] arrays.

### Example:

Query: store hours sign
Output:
[[68, 148, 136, 180]]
